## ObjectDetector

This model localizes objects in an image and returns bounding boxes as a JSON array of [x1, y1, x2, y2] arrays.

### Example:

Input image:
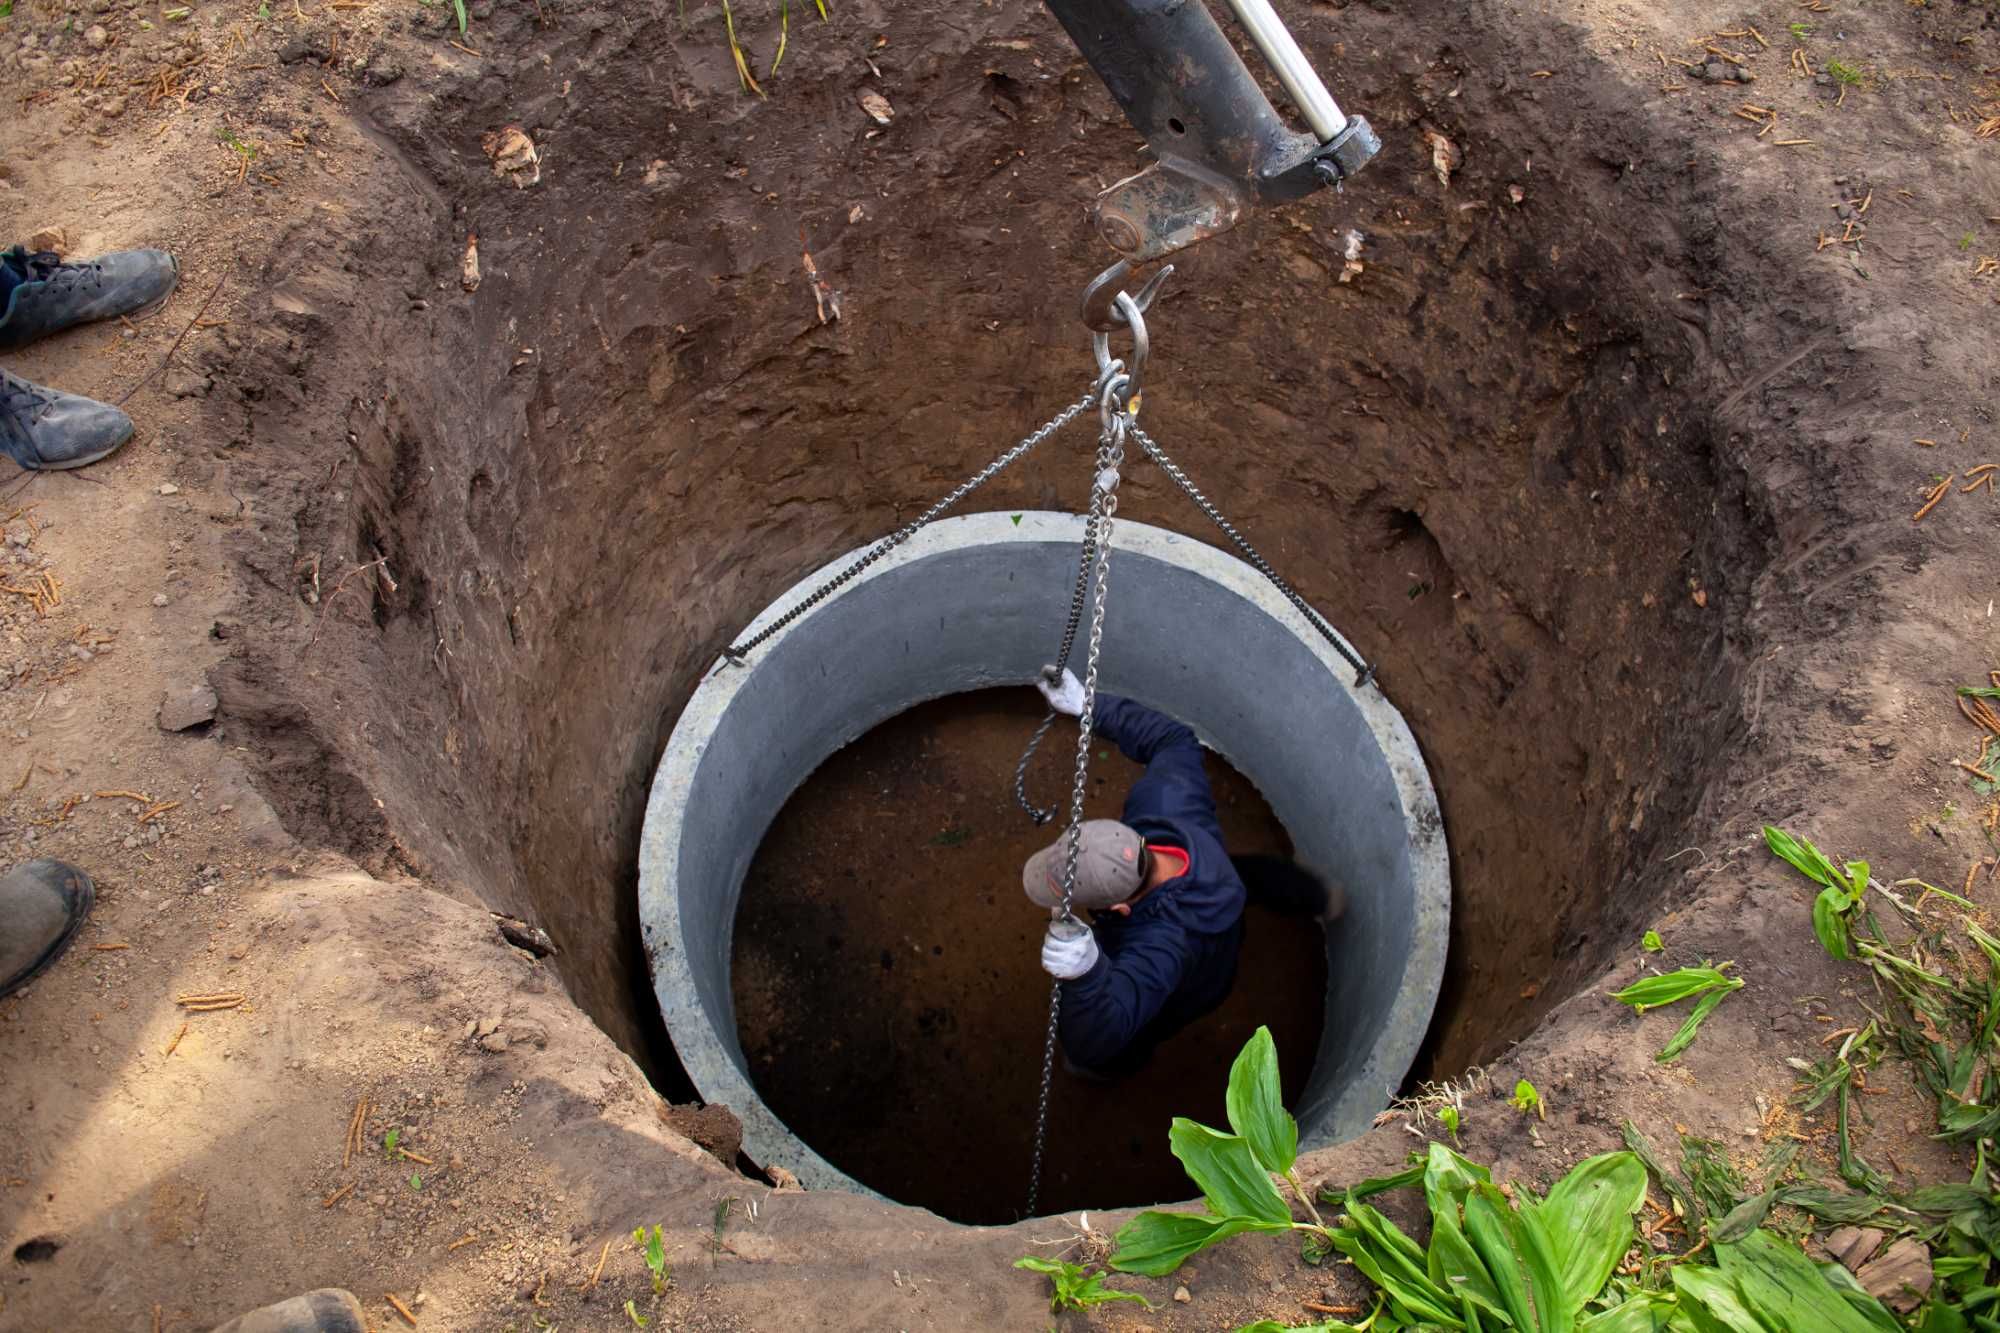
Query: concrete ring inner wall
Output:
[[638, 510, 1449, 1204]]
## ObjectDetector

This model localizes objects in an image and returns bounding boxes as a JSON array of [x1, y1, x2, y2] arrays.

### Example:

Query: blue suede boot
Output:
[[0, 244, 178, 351]]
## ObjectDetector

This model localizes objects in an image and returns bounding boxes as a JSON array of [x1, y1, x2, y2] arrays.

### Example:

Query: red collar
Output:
[[1146, 843, 1190, 880]]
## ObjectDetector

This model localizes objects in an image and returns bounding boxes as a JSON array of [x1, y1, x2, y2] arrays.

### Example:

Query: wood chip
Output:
[[94, 789, 153, 803], [1773, 138, 1815, 147], [344, 1095, 370, 1170], [1914, 438, 1939, 447], [162, 1021, 188, 1057], [92, 942, 130, 951], [399, 1149, 435, 1167], [176, 992, 245, 1010], [386, 1292, 419, 1327], [1915, 475, 1955, 521], [448, 1231, 481, 1252], [322, 1182, 354, 1209]]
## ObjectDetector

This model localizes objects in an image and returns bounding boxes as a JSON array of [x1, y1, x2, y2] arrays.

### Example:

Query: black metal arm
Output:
[[1042, 0, 1379, 265]]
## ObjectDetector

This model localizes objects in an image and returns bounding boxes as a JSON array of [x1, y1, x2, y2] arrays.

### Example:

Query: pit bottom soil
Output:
[[731, 689, 1327, 1223]]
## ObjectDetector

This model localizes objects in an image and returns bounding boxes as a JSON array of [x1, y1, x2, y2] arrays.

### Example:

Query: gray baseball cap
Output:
[[1022, 820, 1144, 911]]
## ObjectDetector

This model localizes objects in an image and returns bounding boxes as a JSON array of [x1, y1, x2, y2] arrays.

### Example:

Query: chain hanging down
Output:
[[1024, 291, 1146, 1217]]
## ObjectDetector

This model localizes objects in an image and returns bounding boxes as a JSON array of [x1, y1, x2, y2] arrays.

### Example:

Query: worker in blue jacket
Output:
[[1023, 667, 1334, 1077]]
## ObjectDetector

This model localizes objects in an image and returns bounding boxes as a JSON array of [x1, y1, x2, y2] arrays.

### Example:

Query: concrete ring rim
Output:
[[638, 509, 1449, 1207]]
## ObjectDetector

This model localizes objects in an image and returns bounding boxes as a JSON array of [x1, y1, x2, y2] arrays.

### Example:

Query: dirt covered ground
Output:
[[0, 0, 1995, 1328]]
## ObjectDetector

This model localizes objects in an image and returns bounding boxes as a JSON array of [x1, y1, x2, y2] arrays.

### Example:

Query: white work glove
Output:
[[1037, 665, 1086, 717], [1041, 920, 1100, 980]]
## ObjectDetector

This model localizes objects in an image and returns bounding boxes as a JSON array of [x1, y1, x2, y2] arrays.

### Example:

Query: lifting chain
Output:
[[1024, 287, 1146, 1217]]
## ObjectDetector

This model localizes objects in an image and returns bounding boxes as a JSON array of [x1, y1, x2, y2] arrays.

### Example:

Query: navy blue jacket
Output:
[[1058, 695, 1247, 1074]]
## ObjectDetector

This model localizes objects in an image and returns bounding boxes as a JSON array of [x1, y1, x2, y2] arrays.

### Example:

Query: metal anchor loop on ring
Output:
[[1091, 291, 1150, 421]]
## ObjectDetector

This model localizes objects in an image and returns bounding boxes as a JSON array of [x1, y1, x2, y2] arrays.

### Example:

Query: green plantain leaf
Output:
[[1672, 1263, 1772, 1333], [1764, 825, 1839, 889], [1333, 1203, 1463, 1329], [1108, 1210, 1276, 1276], [1813, 887, 1854, 959], [1657, 982, 1742, 1061], [1611, 964, 1737, 1014], [1168, 1118, 1291, 1224], [1226, 1025, 1298, 1176], [1539, 1151, 1648, 1307], [1578, 1295, 1681, 1333], [1714, 1229, 1899, 1333], [1463, 1181, 1569, 1331]]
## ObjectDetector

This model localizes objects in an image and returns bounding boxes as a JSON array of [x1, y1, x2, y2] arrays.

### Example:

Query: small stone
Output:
[[1814, 72, 1833, 86], [1173, 1286, 1191, 1304], [85, 24, 108, 49], [24, 226, 67, 256], [461, 1019, 478, 1040], [157, 682, 219, 731], [157, 483, 180, 496], [475, 1015, 501, 1037], [479, 1032, 509, 1053], [69, 645, 92, 661], [151, 593, 169, 607], [98, 96, 125, 118]]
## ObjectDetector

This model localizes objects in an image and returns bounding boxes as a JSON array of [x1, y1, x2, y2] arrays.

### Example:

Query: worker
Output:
[[1024, 667, 1338, 1076], [0, 241, 180, 470]]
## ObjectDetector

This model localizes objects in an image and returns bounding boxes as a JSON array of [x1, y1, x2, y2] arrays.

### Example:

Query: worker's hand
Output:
[[1037, 666, 1086, 717], [1041, 920, 1100, 980]]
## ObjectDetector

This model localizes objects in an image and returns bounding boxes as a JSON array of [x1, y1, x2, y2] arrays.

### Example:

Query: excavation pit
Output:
[[640, 512, 1447, 1219], [223, 0, 1769, 1234]]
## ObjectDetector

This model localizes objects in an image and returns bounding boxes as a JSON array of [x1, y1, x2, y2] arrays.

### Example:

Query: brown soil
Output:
[[732, 688, 1325, 1223], [0, 0, 1993, 1326]]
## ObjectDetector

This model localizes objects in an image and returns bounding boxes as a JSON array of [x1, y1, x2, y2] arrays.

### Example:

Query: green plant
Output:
[[1790, 21, 1813, 35], [1437, 1103, 1462, 1145], [409, 1171, 421, 1190], [1327, 1141, 1649, 1330], [624, 1298, 648, 1327], [632, 1224, 670, 1293], [1964, 233, 1978, 251], [0, 3, 16, 18], [256, 1, 269, 15], [163, 6, 191, 19], [1510, 1078, 1545, 1118], [451, 0, 467, 35], [720, 0, 764, 97], [1012, 1257, 1151, 1313], [929, 826, 971, 847], [1641, 929, 1663, 953], [1610, 961, 1744, 1061], [1827, 58, 1865, 86], [383, 1127, 403, 1159], [1107, 1027, 1333, 1274]]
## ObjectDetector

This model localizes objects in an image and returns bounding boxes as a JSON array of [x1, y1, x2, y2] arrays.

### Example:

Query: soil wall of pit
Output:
[[212, 0, 1776, 1085]]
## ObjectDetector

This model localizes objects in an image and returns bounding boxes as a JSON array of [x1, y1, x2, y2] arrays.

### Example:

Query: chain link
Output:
[[1130, 423, 1376, 688], [1026, 403, 1127, 1217], [720, 393, 1095, 663]]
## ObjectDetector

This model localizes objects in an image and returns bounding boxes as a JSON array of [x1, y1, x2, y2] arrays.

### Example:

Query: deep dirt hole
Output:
[[221, 2, 1770, 1220], [732, 690, 1325, 1223]]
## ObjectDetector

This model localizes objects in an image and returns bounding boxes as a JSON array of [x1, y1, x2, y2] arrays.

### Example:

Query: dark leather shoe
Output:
[[207, 1290, 367, 1333], [0, 859, 95, 997], [0, 369, 133, 470], [0, 245, 179, 351]]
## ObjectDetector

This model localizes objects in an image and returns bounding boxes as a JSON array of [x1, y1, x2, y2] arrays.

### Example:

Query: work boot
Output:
[[0, 859, 95, 998], [0, 244, 179, 351], [0, 368, 134, 470], [207, 1290, 367, 1333]]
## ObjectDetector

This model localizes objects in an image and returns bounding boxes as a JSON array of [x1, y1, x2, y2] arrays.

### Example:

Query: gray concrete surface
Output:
[[638, 511, 1449, 1208]]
